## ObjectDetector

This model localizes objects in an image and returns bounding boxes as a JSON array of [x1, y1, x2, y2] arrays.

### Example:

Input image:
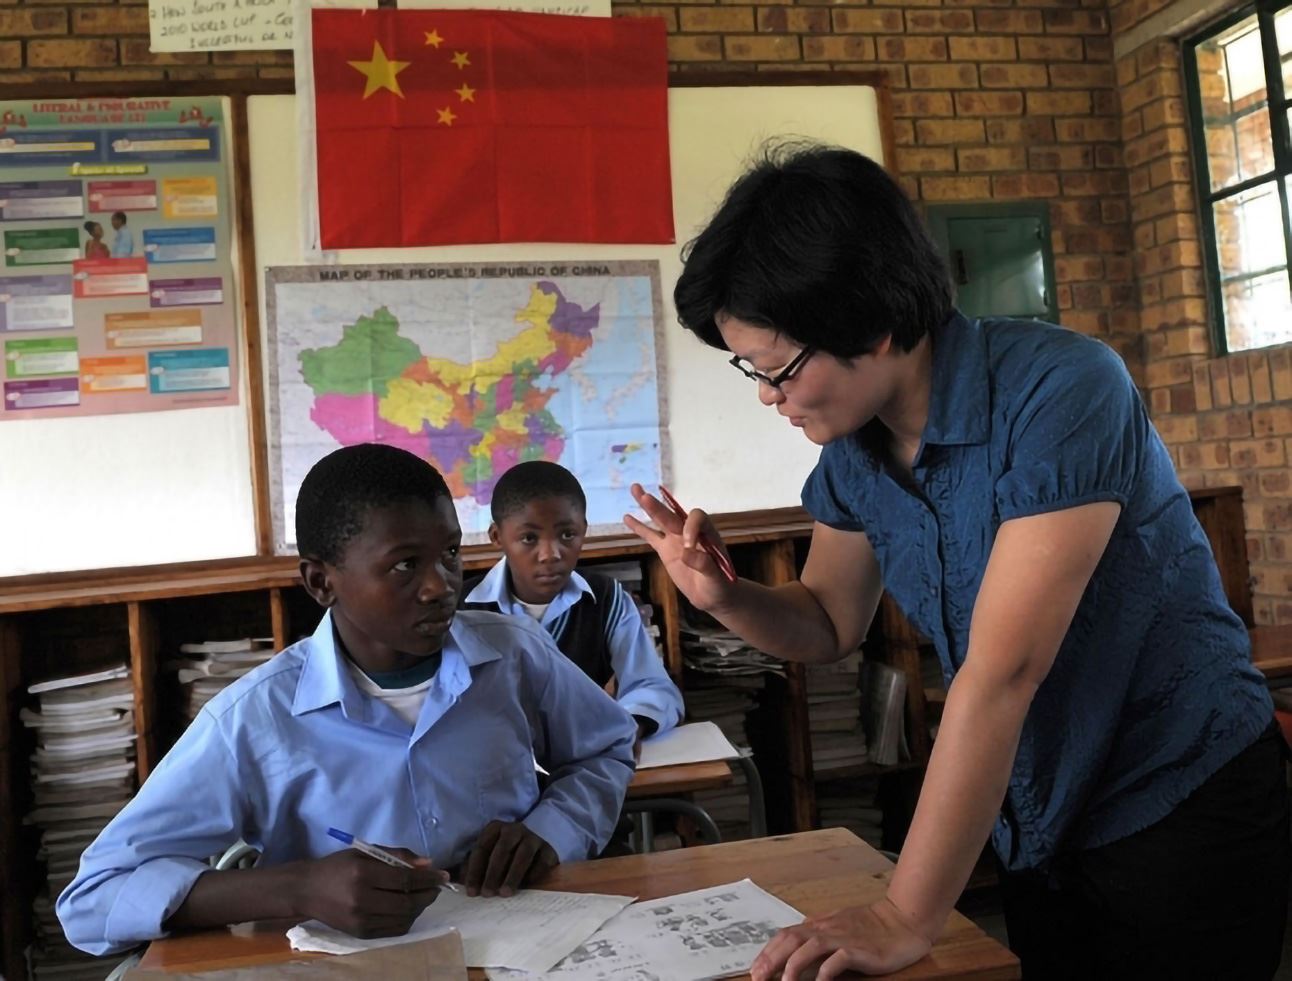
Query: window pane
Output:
[[1214, 180, 1292, 351], [1195, 14, 1275, 192], [1277, 7, 1292, 98]]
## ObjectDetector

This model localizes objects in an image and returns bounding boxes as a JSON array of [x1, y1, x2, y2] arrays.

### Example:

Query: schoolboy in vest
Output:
[[463, 461, 683, 756], [58, 445, 636, 955]]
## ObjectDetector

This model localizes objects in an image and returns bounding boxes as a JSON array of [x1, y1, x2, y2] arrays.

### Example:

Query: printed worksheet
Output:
[[488, 880, 803, 981]]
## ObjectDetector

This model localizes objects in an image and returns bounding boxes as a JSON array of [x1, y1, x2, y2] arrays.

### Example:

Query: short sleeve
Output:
[[801, 443, 869, 532], [994, 340, 1145, 522]]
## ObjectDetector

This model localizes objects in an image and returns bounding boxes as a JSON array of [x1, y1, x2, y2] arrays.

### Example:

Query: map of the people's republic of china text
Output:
[[266, 261, 666, 550]]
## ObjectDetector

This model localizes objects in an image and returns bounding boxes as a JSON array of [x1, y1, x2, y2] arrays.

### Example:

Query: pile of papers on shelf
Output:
[[165, 638, 275, 724], [681, 675, 761, 841], [806, 651, 867, 775], [585, 561, 664, 657], [680, 623, 785, 677], [22, 663, 137, 980]]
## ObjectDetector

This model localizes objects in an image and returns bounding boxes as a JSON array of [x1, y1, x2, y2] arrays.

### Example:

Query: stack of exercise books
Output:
[[22, 663, 138, 980], [806, 651, 867, 776], [679, 609, 782, 842], [165, 638, 275, 725], [817, 776, 885, 851]]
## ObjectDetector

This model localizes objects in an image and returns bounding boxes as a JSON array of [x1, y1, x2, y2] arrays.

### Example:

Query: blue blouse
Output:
[[802, 311, 1272, 871]]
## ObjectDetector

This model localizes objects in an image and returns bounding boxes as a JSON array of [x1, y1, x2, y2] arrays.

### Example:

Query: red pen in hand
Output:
[[658, 485, 738, 584]]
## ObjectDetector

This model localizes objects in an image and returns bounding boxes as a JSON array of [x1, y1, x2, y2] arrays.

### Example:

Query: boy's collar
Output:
[[465, 556, 593, 609], [292, 609, 499, 716]]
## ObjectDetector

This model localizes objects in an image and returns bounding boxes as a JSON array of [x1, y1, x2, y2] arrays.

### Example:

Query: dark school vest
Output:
[[459, 572, 619, 687]]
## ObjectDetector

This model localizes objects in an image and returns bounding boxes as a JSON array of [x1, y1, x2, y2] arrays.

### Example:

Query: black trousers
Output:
[[997, 721, 1290, 981]]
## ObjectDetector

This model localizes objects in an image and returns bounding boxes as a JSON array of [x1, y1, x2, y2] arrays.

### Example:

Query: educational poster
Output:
[[265, 260, 667, 550], [0, 97, 240, 420]]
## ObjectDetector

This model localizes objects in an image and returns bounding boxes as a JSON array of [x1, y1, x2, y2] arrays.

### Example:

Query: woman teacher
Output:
[[626, 144, 1286, 980]]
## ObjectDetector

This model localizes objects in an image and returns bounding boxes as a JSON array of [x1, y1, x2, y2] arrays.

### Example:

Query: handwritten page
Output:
[[149, 0, 295, 53], [488, 880, 803, 981], [637, 722, 741, 770], [287, 888, 634, 975], [127, 931, 468, 979]]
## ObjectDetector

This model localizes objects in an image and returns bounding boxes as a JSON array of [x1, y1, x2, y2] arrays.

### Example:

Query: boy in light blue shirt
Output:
[[57, 444, 636, 956], [462, 461, 683, 757]]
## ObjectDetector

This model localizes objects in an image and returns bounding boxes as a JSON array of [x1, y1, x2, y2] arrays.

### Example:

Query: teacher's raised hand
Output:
[[624, 483, 737, 613]]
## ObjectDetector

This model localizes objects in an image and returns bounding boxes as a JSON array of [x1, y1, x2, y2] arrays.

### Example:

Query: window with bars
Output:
[[1184, 2, 1292, 353]]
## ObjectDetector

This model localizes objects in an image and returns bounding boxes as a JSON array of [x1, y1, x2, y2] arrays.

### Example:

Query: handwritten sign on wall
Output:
[[150, 0, 608, 53], [149, 0, 293, 52]]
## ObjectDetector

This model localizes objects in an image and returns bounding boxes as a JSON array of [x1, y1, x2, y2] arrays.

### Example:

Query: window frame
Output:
[[1183, 0, 1292, 354]]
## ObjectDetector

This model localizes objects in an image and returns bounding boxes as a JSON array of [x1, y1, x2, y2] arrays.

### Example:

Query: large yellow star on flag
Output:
[[451, 51, 471, 69], [348, 41, 410, 99], [455, 83, 476, 103], [437, 106, 457, 126], [424, 29, 443, 48]]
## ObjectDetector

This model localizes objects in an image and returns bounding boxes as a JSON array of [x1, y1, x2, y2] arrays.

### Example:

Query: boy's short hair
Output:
[[112, 211, 127, 223], [491, 461, 586, 524], [296, 443, 452, 564], [674, 141, 953, 358]]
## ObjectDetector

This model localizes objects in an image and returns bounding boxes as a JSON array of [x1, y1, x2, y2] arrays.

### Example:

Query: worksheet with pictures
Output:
[[0, 96, 240, 420]]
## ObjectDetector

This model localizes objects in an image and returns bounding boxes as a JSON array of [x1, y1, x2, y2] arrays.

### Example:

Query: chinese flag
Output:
[[311, 8, 674, 249]]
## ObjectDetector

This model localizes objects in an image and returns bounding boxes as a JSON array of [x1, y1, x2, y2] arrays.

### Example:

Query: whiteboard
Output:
[[0, 83, 883, 577]]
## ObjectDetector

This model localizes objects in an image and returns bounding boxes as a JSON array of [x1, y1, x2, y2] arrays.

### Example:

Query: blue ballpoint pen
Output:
[[327, 827, 461, 893]]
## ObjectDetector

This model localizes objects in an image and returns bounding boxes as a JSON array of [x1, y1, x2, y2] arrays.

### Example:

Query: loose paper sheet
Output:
[[288, 888, 633, 975], [637, 722, 741, 770]]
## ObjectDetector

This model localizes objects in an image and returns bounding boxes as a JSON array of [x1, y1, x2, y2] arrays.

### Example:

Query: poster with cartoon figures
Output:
[[0, 97, 240, 419]]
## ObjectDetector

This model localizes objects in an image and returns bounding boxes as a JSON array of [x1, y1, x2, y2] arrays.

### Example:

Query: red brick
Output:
[[72, 5, 148, 33], [916, 118, 986, 144], [896, 147, 956, 172], [992, 172, 1062, 197], [908, 63, 978, 89], [948, 35, 1017, 60], [921, 176, 993, 201], [831, 9, 904, 32], [958, 146, 1028, 171], [724, 35, 800, 60], [905, 10, 975, 32], [981, 63, 1049, 87], [668, 36, 722, 61], [878, 37, 948, 61], [756, 7, 829, 32], [975, 9, 1044, 32], [0, 8, 66, 34], [891, 91, 954, 117], [1026, 90, 1093, 115], [801, 36, 875, 62], [679, 6, 753, 31], [955, 91, 1025, 116], [27, 38, 116, 67], [1018, 36, 1083, 60]]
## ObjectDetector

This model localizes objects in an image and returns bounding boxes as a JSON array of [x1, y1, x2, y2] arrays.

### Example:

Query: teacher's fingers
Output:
[[623, 512, 665, 544], [628, 483, 685, 535], [680, 508, 718, 551]]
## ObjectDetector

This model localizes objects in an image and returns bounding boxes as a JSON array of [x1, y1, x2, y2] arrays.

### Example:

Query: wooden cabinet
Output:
[[0, 508, 935, 978]]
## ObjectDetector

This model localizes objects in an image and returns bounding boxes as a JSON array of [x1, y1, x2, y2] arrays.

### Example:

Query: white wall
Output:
[[0, 85, 882, 577], [248, 86, 884, 542]]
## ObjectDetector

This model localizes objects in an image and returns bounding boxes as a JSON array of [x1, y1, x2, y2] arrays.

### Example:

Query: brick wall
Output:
[[1111, 0, 1292, 624], [1, 0, 1141, 366]]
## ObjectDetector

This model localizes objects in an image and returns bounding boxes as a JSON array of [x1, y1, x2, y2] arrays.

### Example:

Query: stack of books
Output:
[[166, 638, 275, 724], [806, 651, 867, 776], [22, 664, 137, 980], [680, 610, 782, 842], [817, 776, 885, 851]]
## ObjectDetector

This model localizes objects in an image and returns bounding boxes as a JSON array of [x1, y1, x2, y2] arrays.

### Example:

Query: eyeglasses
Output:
[[728, 347, 815, 390]]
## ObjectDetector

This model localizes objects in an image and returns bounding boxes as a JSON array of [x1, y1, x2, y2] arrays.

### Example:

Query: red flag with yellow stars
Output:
[[311, 8, 673, 248]]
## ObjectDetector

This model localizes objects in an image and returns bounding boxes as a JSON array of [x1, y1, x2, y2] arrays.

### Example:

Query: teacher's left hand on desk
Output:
[[463, 820, 558, 898], [749, 897, 932, 980]]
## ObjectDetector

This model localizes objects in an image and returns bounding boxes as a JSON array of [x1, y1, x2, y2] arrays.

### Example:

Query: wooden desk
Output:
[[1251, 626, 1292, 686], [626, 760, 733, 798], [139, 829, 1017, 980]]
